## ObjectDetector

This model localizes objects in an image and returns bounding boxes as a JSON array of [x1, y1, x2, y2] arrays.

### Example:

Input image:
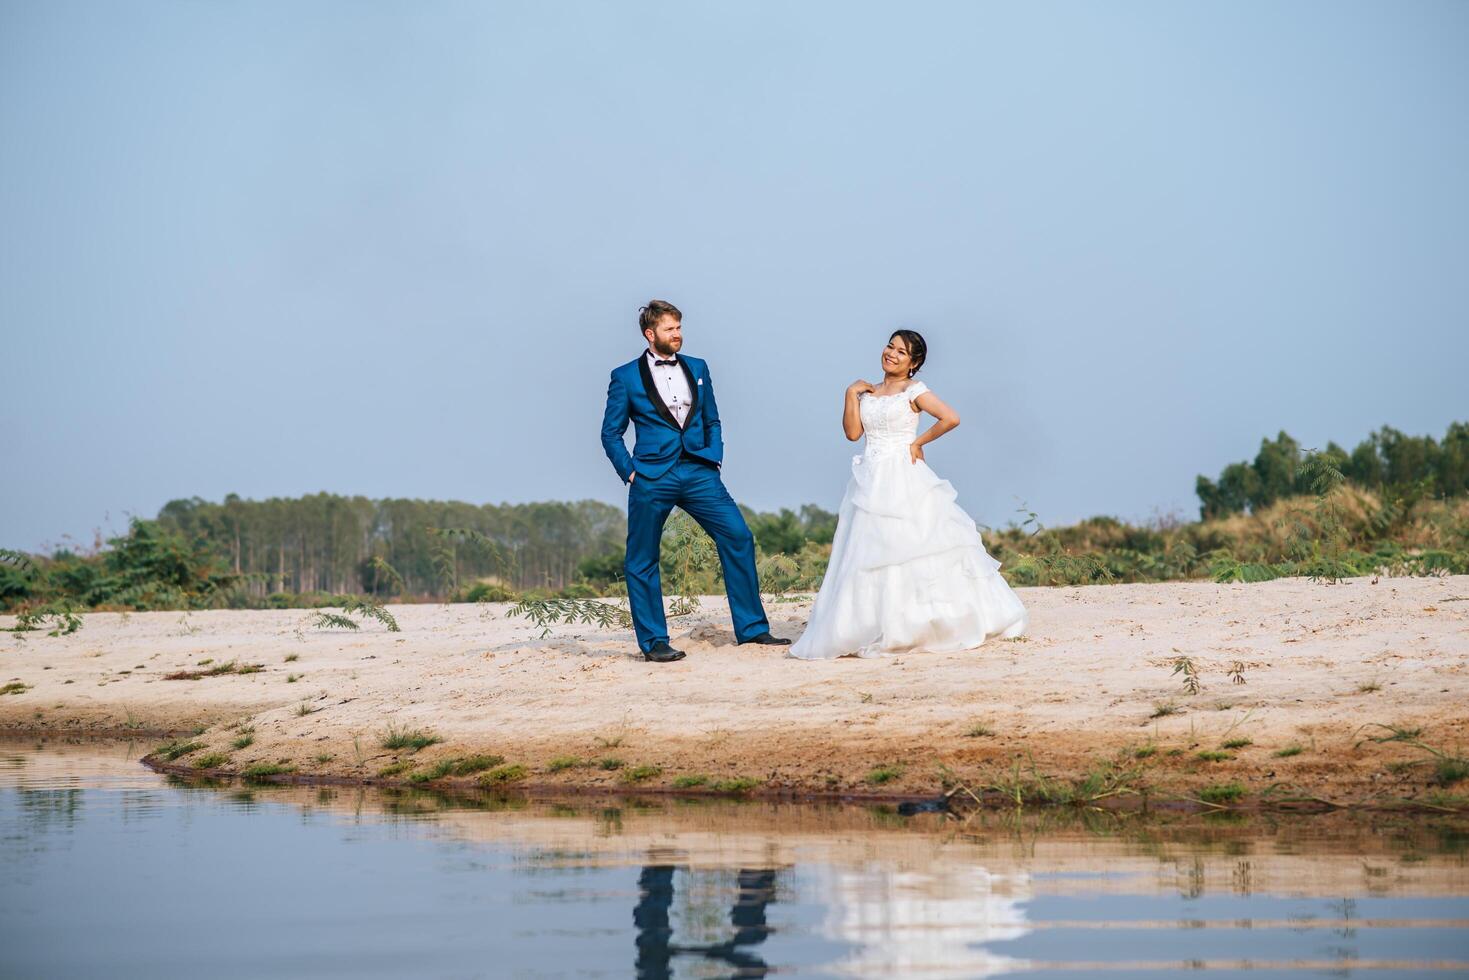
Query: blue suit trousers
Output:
[[625, 459, 769, 652]]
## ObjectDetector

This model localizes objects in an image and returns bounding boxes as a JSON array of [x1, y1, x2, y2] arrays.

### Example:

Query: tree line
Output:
[[3, 421, 1464, 616], [152, 493, 630, 598], [1196, 423, 1469, 519], [0, 493, 837, 612]]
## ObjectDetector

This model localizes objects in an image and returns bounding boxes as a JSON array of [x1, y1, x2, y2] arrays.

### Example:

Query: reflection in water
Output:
[[16, 787, 83, 833], [634, 865, 777, 978], [816, 866, 1032, 978], [2, 737, 1468, 978]]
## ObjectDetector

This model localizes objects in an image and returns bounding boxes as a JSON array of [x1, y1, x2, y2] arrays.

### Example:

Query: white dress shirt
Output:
[[646, 349, 692, 427]]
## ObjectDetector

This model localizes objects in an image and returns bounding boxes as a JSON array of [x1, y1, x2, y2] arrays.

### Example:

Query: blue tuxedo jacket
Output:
[[601, 353, 724, 484]]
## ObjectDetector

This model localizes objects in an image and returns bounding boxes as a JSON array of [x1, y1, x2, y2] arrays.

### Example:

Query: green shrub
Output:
[[1198, 783, 1245, 804], [479, 764, 528, 786]]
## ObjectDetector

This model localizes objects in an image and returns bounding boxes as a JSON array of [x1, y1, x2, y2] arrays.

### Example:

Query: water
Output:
[[2, 737, 1466, 978]]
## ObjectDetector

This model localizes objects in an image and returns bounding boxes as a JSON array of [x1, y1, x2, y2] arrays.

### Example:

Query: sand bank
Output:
[[3, 576, 1467, 804]]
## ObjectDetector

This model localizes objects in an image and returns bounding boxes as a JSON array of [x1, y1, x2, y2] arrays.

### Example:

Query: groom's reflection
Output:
[[634, 865, 777, 979]]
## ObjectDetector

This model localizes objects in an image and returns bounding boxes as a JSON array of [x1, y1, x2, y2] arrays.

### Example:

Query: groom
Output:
[[601, 300, 790, 663]]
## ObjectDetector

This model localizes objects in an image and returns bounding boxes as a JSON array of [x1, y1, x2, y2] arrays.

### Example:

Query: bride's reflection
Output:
[[813, 865, 1034, 978], [634, 865, 777, 979]]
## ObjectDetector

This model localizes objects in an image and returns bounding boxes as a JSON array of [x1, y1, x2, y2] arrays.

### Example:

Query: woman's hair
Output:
[[638, 299, 682, 335], [891, 329, 927, 377]]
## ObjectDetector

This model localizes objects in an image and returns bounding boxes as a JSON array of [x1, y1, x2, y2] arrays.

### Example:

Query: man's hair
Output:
[[891, 329, 927, 377], [639, 300, 682, 336]]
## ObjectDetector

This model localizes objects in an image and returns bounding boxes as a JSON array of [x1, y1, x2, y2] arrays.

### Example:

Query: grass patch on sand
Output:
[[672, 774, 708, 788], [380, 724, 441, 752], [1196, 750, 1233, 762], [1367, 728, 1469, 789], [546, 756, 586, 772], [1371, 724, 1424, 743], [1150, 701, 1180, 719], [163, 660, 264, 681], [410, 755, 506, 781], [1197, 783, 1246, 805], [413, 760, 457, 782], [446, 755, 505, 776], [968, 754, 1151, 807], [597, 758, 625, 771], [377, 760, 415, 777], [865, 766, 904, 786], [0, 682, 30, 696], [1221, 738, 1252, 750], [1273, 745, 1305, 758], [620, 765, 661, 784], [478, 764, 528, 786], [1435, 757, 1469, 787], [709, 777, 760, 794], [193, 753, 229, 769], [242, 762, 294, 780], [156, 739, 204, 761]]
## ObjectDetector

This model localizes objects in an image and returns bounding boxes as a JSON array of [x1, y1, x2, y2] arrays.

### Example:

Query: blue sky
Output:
[[3, 0, 1466, 552]]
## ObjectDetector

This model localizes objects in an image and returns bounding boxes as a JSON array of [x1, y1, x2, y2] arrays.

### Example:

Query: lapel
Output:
[[680, 357, 700, 423], [637, 353, 683, 431]]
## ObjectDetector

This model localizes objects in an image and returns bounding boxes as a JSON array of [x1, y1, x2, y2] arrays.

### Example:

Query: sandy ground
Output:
[[2, 575, 1467, 803]]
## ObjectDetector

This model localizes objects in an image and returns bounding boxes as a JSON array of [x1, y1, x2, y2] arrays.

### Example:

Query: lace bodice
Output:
[[859, 382, 927, 459]]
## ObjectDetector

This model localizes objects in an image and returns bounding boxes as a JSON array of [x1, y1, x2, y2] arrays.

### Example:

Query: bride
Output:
[[788, 330, 1028, 660]]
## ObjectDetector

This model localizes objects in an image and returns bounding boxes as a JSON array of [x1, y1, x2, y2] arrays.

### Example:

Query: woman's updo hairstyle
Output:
[[891, 329, 927, 377]]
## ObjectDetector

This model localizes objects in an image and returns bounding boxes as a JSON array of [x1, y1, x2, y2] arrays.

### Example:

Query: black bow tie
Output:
[[653, 358, 678, 367]]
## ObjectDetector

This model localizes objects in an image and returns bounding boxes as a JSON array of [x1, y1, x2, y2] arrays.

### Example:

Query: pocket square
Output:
[[697, 378, 704, 386]]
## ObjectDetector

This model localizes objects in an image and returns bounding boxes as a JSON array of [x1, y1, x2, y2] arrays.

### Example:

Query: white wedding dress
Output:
[[788, 382, 1027, 660]]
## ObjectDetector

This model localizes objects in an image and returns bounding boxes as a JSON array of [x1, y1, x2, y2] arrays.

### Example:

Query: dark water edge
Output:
[[2, 735, 1468, 979]]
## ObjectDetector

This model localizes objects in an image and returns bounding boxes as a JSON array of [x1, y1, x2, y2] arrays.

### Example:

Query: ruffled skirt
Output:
[[787, 450, 1027, 660]]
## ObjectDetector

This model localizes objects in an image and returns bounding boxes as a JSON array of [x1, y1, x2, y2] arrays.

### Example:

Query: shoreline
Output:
[[10, 738, 1468, 908], [0, 730, 1451, 814], [3, 575, 1467, 809], [121, 742, 1429, 813]]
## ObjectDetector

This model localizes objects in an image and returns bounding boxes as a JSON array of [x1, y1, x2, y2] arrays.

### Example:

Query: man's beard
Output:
[[652, 337, 681, 357]]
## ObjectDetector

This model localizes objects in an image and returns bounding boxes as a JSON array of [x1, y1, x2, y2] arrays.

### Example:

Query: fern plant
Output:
[[1208, 549, 1283, 583], [367, 555, 407, 596], [1171, 655, 1201, 695], [1003, 505, 1115, 587], [337, 594, 400, 631], [660, 512, 718, 615], [305, 595, 398, 632], [507, 597, 633, 638], [756, 553, 801, 600], [1286, 449, 1360, 584], [309, 611, 360, 631], [6, 602, 82, 636]]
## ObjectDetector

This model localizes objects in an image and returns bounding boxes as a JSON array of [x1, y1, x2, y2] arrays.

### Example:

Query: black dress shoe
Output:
[[738, 632, 791, 646], [643, 641, 686, 663]]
